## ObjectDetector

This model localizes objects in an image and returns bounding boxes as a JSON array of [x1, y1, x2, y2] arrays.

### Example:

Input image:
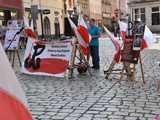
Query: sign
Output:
[[3, 30, 20, 50], [121, 38, 140, 63], [22, 38, 72, 77], [3, 20, 23, 50], [43, 9, 50, 14]]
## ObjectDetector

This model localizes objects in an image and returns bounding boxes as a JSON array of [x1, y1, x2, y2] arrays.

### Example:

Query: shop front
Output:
[[0, 0, 23, 26]]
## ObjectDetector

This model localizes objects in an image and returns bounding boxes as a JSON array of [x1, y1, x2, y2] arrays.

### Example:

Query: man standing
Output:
[[88, 19, 100, 69]]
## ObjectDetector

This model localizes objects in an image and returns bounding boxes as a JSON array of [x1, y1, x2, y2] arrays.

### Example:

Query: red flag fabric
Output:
[[24, 28, 37, 39], [23, 17, 37, 39], [77, 15, 91, 55], [0, 43, 32, 120]]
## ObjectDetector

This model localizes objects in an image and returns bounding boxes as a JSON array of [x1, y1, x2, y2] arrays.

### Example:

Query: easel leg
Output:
[[69, 43, 77, 78], [104, 60, 116, 79], [140, 54, 145, 84], [12, 50, 16, 68], [120, 66, 125, 81], [78, 46, 92, 76], [8, 51, 12, 61], [16, 50, 21, 67]]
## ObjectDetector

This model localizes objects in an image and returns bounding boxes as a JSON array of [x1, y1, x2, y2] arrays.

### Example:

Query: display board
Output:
[[22, 38, 72, 77]]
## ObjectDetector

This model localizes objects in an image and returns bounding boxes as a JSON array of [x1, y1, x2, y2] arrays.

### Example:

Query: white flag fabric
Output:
[[0, 43, 32, 120], [143, 26, 156, 47], [78, 15, 88, 29], [68, 17, 88, 48]]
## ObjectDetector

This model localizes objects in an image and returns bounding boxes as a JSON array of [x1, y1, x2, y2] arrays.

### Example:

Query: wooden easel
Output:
[[6, 48, 21, 68], [68, 39, 92, 78], [104, 53, 145, 84]]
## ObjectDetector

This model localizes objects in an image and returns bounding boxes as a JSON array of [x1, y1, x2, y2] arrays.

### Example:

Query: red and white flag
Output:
[[77, 15, 91, 55], [103, 26, 121, 63], [0, 43, 32, 120], [68, 16, 90, 55], [142, 25, 156, 49]]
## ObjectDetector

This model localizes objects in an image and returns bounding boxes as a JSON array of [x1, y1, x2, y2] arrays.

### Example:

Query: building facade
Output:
[[128, 0, 160, 32], [120, 0, 128, 17], [110, 0, 128, 19], [102, 0, 112, 27], [23, 0, 64, 36], [89, 0, 102, 24], [78, 0, 89, 15]]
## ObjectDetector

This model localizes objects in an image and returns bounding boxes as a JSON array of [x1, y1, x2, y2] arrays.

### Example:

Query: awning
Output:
[[0, 0, 23, 10], [0, 0, 23, 18]]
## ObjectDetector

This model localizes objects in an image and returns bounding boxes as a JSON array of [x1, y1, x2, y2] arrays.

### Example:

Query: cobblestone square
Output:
[[14, 39, 160, 120]]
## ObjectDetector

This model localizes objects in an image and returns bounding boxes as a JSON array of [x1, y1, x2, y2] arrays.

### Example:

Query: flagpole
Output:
[[139, 53, 145, 84]]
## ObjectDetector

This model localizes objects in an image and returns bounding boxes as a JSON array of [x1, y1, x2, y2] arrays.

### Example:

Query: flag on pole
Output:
[[0, 43, 32, 120], [142, 25, 156, 49], [68, 17, 90, 55], [77, 15, 91, 55], [103, 26, 121, 63]]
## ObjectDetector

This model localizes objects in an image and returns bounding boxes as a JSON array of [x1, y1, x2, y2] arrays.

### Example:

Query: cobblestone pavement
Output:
[[13, 39, 160, 120]]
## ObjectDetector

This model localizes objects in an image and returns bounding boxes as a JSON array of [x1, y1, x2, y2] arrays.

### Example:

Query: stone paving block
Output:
[[65, 117, 78, 120], [86, 110, 100, 114], [108, 115, 124, 119], [124, 116, 138, 120], [107, 108, 119, 112], [129, 113, 143, 117], [114, 111, 129, 116]]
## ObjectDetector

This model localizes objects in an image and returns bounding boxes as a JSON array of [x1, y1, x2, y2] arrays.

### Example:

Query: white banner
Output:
[[4, 30, 20, 50], [22, 38, 72, 77], [3, 20, 23, 50]]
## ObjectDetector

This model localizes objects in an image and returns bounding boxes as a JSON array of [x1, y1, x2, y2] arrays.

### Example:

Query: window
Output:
[[133, 8, 146, 22], [152, 7, 160, 25]]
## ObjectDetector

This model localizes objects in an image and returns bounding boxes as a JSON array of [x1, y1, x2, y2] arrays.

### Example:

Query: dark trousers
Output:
[[90, 46, 100, 68]]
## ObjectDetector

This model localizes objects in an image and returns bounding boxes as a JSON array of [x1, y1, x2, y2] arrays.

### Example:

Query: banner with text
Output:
[[22, 38, 72, 77]]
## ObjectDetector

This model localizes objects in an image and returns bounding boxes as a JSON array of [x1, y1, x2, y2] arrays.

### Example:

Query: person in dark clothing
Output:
[[88, 19, 101, 69]]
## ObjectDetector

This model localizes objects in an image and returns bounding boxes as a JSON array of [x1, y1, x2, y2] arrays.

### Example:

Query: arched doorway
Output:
[[54, 16, 60, 38], [43, 16, 51, 35]]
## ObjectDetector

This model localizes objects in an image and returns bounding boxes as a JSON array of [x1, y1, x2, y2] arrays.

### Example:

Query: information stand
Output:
[[4, 20, 23, 67], [68, 38, 91, 78], [104, 38, 145, 84]]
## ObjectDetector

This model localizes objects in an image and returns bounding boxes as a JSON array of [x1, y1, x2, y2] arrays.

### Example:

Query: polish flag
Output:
[[0, 43, 32, 120], [68, 17, 89, 55], [77, 15, 91, 55], [141, 25, 156, 49], [103, 26, 121, 63]]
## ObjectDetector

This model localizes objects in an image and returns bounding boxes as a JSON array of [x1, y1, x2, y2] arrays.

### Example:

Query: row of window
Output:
[[133, 6, 160, 25]]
